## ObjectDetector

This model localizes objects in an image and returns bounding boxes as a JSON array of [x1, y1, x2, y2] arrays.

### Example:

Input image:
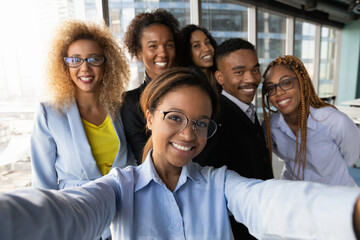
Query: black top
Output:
[[194, 94, 273, 240], [121, 74, 151, 164]]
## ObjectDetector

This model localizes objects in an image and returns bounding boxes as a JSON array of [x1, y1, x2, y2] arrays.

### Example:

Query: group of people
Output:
[[1, 8, 360, 240]]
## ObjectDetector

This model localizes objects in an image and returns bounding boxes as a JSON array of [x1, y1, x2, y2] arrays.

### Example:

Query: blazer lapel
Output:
[[221, 96, 255, 129], [67, 103, 102, 179]]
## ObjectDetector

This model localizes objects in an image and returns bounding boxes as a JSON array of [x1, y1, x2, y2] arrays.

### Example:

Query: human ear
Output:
[[136, 49, 143, 62], [145, 109, 154, 131], [215, 70, 224, 86]]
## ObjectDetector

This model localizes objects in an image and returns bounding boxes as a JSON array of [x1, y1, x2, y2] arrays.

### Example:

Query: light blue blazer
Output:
[[31, 102, 136, 190]]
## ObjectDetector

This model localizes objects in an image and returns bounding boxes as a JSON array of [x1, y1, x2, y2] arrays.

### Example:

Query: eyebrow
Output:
[[167, 108, 211, 119], [231, 63, 259, 71]]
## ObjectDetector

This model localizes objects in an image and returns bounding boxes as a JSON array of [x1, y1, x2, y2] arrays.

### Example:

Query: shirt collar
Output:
[[135, 150, 206, 192], [221, 90, 254, 113], [272, 106, 317, 131]]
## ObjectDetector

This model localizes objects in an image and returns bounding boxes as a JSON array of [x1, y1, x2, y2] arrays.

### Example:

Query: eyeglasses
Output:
[[263, 77, 297, 96], [157, 110, 217, 139], [63, 56, 106, 68]]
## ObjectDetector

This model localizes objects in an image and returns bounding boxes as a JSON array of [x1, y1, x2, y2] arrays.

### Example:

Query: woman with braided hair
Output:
[[262, 55, 360, 186]]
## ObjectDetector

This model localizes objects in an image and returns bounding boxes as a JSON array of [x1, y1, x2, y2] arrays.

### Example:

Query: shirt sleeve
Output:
[[30, 103, 59, 189], [0, 175, 118, 240], [331, 111, 360, 166], [224, 170, 360, 240]]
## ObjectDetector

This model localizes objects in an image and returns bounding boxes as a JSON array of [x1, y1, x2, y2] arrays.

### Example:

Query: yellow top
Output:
[[81, 115, 119, 175]]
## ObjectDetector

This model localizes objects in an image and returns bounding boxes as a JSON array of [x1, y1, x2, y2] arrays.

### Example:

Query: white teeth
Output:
[[80, 77, 92, 82], [279, 99, 290, 105], [243, 88, 254, 92], [155, 62, 167, 67], [202, 55, 211, 60], [172, 143, 192, 151]]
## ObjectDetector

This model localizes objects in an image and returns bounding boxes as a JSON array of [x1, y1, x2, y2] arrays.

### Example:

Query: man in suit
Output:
[[194, 38, 273, 240]]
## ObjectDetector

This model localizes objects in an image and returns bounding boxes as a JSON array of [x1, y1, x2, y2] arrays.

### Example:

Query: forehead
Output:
[[265, 64, 296, 83], [190, 30, 207, 42], [218, 49, 258, 69], [67, 39, 102, 55], [141, 24, 173, 42], [157, 85, 212, 117]]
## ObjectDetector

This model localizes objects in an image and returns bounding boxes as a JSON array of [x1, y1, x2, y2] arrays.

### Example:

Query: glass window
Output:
[[319, 26, 338, 98], [108, 0, 191, 89], [257, 10, 286, 72], [294, 19, 316, 80], [256, 10, 287, 119], [201, 0, 248, 44]]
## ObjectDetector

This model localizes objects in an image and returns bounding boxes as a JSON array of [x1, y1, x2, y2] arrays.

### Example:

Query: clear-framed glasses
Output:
[[264, 77, 297, 96], [157, 110, 217, 139], [63, 56, 106, 68]]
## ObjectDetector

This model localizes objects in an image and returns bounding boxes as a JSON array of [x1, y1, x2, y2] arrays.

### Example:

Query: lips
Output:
[[172, 142, 193, 151], [155, 62, 167, 67], [78, 76, 94, 83], [202, 54, 212, 60], [238, 84, 258, 93], [277, 98, 291, 107]]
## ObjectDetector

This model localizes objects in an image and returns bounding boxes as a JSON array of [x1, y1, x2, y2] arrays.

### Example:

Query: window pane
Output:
[[257, 10, 286, 72], [108, 0, 191, 89], [256, 10, 286, 119], [294, 19, 316, 80], [201, 0, 248, 44], [319, 27, 337, 98]]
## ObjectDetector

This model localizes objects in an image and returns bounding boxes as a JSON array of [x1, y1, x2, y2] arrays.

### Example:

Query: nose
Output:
[[179, 122, 197, 140], [157, 45, 168, 57], [79, 61, 91, 71], [201, 43, 210, 51]]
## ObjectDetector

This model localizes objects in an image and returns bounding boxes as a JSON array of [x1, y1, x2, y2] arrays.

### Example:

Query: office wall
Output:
[[337, 19, 360, 104]]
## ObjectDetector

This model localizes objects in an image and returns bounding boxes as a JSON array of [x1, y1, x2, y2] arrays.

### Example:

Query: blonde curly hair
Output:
[[45, 19, 130, 117], [262, 55, 335, 179]]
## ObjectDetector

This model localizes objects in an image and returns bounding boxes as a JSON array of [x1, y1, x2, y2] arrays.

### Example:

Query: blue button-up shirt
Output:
[[1, 152, 359, 239], [271, 106, 360, 186]]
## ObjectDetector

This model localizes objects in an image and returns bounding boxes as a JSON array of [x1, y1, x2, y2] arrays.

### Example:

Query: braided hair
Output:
[[262, 55, 335, 179]]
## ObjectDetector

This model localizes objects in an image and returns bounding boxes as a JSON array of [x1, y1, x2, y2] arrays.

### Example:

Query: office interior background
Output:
[[0, 0, 360, 191]]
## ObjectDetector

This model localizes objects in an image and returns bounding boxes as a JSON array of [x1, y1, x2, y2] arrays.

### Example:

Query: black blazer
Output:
[[194, 94, 273, 240], [194, 95, 273, 179], [121, 75, 151, 164]]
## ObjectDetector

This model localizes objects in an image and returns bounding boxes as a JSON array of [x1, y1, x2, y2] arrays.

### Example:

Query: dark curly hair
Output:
[[215, 38, 255, 69], [124, 9, 180, 60], [178, 24, 217, 68]]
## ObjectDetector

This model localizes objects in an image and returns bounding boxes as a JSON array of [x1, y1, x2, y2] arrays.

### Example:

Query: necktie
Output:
[[246, 106, 255, 123]]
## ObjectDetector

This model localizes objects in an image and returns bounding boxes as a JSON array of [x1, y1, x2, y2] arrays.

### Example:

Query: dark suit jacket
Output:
[[194, 94, 273, 240], [121, 75, 151, 164]]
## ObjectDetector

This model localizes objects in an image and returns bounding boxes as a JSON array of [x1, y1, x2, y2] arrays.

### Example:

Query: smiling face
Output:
[[190, 30, 214, 69], [67, 39, 105, 95], [264, 64, 301, 119], [215, 49, 261, 104], [137, 24, 176, 79], [146, 85, 212, 169]]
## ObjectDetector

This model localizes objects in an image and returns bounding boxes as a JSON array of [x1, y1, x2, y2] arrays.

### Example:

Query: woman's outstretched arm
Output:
[[0, 177, 117, 240]]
